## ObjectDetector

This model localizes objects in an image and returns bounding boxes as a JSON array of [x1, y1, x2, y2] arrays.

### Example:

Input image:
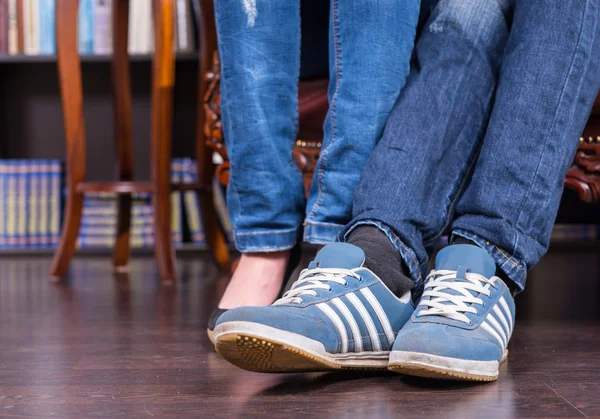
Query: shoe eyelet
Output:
[[344, 282, 349, 288], [328, 287, 332, 292], [468, 321, 473, 326], [357, 276, 363, 282]]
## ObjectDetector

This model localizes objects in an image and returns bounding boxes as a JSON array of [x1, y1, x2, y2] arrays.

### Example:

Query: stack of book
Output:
[[0, 0, 196, 56], [0, 160, 61, 248], [550, 224, 600, 242], [180, 158, 233, 247], [77, 159, 186, 249]]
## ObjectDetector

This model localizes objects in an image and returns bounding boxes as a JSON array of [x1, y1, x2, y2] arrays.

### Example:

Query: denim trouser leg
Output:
[[346, 0, 600, 291], [303, 0, 420, 244], [216, 0, 420, 251], [452, 0, 600, 290], [215, 1, 304, 252], [345, 0, 513, 285]]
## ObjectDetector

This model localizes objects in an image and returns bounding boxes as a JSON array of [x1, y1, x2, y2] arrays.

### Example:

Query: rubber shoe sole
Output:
[[214, 321, 389, 373], [388, 349, 509, 381]]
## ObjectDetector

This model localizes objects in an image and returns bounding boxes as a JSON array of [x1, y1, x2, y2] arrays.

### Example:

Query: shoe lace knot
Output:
[[418, 269, 498, 324]]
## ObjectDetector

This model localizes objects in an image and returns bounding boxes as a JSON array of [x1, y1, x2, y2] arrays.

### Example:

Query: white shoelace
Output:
[[273, 267, 360, 305], [418, 269, 498, 324]]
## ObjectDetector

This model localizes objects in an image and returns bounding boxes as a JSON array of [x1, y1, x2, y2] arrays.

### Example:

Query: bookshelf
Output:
[[0, 52, 205, 253]]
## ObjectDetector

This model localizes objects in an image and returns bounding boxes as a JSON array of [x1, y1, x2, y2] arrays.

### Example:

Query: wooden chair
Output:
[[197, 0, 600, 268], [52, 0, 230, 282], [565, 94, 600, 203]]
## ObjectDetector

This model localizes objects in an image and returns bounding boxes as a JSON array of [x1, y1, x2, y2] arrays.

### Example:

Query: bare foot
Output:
[[217, 251, 290, 309]]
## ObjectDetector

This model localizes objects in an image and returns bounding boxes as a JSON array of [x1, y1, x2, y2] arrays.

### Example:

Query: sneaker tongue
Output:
[[435, 244, 496, 278], [308, 243, 365, 270]]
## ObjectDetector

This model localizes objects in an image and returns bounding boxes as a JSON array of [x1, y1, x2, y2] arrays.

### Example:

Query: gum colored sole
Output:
[[215, 333, 388, 373], [388, 350, 508, 382], [215, 334, 338, 373], [207, 329, 215, 345]]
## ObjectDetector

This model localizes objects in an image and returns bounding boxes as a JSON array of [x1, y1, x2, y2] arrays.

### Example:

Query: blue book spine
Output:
[[49, 160, 61, 247], [78, 0, 94, 54], [39, 0, 55, 54], [0, 162, 7, 248]]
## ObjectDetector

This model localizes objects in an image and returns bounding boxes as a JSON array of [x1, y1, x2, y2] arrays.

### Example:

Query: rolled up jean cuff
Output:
[[233, 227, 300, 253], [451, 229, 527, 292], [341, 220, 425, 288], [303, 221, 345, 245]]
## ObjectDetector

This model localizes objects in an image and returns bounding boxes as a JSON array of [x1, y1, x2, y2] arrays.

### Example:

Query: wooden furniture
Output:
[[566, 95, 600, 203], [52, 0, 230, 281]]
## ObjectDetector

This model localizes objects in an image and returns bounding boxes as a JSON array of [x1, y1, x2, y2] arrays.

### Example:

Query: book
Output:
[[171, 158, 183, 245], [16, 161, 28, 247], [39, 0, 55, 55], [27, 161, 39, 246], [0, 162, 7, 247], [78, 0, 94, 54], [93, 0, 111, 54], [4, 162, 16, 247], [16, 0, 22, 52], [212, 176, 233, 242], [38, 160, 50, 245], [137, 0, 152, 54], [49, 160, 61, 246], [126, 0, 138, 54], [0, 0, 8, 54], [176, 0, 194, 52], [23, 0, 39, 55], [7, 0, 16, 54], [182, 159, 205, 245]]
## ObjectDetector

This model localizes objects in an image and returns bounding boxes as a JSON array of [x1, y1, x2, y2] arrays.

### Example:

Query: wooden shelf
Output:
[[0, 52, 198, 63], [75, 181, 211, 194]]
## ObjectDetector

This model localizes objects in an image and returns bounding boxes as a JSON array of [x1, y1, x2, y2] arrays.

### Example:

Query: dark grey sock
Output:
[[347, 226, 414, 297], [450, 236, 518, 295]]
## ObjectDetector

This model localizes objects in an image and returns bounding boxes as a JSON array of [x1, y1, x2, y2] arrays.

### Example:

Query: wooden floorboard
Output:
[[0, 247, 597, 418]]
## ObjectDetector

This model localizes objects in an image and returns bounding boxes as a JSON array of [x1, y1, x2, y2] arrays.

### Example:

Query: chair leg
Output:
[[113, 195, 132, 269], [195, 0, 231, 271], [51, 0, 86, 278], [111, 0, 134, 269], [151, 0, 176, 281], [51, 193, 84, 278]]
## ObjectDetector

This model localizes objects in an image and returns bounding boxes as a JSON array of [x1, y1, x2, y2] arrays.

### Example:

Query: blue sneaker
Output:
[[213, 243, 415, 373], [388, 244, 515, 381]]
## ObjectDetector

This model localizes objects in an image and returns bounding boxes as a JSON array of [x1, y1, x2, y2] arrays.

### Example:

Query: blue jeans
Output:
[[214, 0, 420, 252], [345, 0, 600, 291]]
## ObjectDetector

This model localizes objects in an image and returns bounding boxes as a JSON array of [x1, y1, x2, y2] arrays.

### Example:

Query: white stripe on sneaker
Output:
[[330, 298, 363, 353], [346, 293, 381, 352], [499, 297, 513, 336], [493, 305, 511, 338], [487, 313, 507, 347], [360, 287, 395, 347], [316, 303, 348, 354], [481, 321, 505, 349]]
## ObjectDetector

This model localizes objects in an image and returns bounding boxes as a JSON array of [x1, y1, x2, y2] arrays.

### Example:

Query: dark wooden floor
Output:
[[0, 245, 598, 418]]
